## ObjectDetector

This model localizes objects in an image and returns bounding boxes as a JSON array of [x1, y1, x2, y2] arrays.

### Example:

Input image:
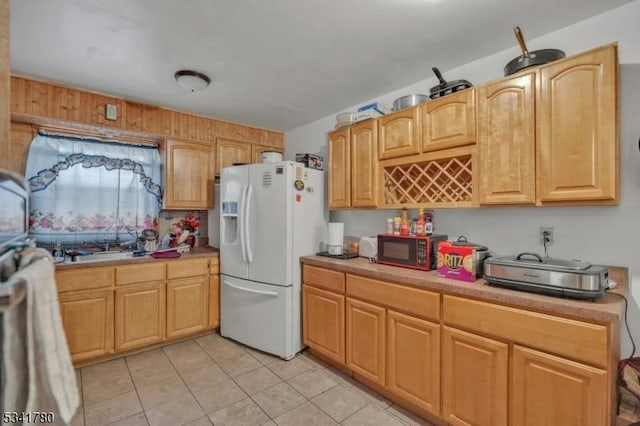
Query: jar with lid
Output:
[[393, 217, 401, 235]]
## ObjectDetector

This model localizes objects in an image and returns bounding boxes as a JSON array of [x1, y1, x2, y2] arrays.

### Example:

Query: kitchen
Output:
[[2, 0, 640, 425]]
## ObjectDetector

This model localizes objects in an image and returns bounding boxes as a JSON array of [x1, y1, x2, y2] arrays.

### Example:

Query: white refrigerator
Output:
[[220, 161, 326, 359]]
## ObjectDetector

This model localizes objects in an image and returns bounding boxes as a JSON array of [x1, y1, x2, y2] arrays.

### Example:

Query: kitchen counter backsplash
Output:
[[159, 210, 208, 247]]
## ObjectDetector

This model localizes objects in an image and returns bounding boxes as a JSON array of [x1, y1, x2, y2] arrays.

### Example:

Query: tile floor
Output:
[[69, 333, 436, 426]]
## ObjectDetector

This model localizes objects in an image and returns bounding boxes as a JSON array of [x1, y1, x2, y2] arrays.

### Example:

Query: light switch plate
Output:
[[105, 104, 117, 121]]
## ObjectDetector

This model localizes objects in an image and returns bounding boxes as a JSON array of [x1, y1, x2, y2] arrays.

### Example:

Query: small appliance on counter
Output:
[[377, 234, 448, 271], [483, 253, 608, 299], [358, 236, 377, 259]]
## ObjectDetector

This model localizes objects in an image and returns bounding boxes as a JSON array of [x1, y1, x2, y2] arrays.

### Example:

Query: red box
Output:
[[437, 240, 478, 282]]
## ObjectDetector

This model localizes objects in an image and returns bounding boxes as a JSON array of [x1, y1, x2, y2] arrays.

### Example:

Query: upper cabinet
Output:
[[537, 44, 618, 204], [378, 107, 420, 160], [328, 127, 352, 209], [421, 88, 476, 152], [478, 73, 536, 205], [216, 137, 252, 176], [163, 138, 215, 210], [328, 120, 378, 209]]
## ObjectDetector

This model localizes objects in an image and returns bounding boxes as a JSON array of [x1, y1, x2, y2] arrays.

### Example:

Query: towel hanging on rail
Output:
[[1, 247, 79, 424]]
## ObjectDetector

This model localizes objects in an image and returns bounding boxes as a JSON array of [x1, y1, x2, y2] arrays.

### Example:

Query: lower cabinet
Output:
[[302, 284, 345, 364], [167, 276, 209, 338], [301, 263, 617, 426], [346, 297, 386, 386], [58, 289, 114, 363], [442, 326, 508, 426], [511, 345, 607, 426], [208, 275, 220, 328], [114, 281, 166, 351], [387, 310, 440, 416]]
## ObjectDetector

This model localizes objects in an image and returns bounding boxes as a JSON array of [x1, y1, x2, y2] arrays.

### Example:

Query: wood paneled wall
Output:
[[6, 76, 284, 174], [0, 0, 10, 171]]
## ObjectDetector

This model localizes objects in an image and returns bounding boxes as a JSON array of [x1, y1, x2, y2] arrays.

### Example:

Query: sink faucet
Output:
[[103, 240, 110, 252]]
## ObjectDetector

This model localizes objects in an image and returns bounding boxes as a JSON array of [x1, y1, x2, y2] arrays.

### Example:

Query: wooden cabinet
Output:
[[350, 119, 378, 207], [163, 138, 215, 209], [537, 44, 618, 203], [387, 310, 440, 416], [511, 345, 607, 426], [114, 263, 166, 351], [378, 107, 420, 159], [422, 88, 476, 152], [302, 265, 346, 364], [208, 257, 220, 328], [302, 285, 345, 364], [346, 297, 386, 386], [327, 121, 378, 209], [478, 73, 536, 205], [58, 289, 114, 363], [115, 282, 165, 351], [251, 144, 283, 163], [328, 127, 351, 209], [442, 326, 508, 426], [216, 137, 252, 175], [0, 1, 9, 171], [166, 258, 210, 338]]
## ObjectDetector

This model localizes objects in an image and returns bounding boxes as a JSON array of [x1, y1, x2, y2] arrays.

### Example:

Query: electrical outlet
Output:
[[540, 227, 554, 245], [105, 104, 117, 121]]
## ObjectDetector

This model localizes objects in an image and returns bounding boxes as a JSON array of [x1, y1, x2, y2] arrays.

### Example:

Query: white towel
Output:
[[2, 249, 79, 425]]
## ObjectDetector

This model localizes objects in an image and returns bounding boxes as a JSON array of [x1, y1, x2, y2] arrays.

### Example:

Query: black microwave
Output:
[[377, 233, 448, 271]]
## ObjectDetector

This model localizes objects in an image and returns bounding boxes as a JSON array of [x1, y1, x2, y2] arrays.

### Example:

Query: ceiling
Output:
[[9, 0, 634, 132]]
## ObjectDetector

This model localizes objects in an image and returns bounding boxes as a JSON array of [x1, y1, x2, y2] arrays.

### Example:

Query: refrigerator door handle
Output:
[[245, 185, 254, 263], [239, 185, 248, 262], [224, 280, 278, 297]]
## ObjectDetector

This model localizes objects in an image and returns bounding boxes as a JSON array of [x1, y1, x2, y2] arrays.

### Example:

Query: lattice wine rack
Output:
[[382, 154, 473, 206]]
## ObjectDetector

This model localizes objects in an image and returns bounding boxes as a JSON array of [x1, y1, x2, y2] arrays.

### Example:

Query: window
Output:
[[25, 131, 162, 245]]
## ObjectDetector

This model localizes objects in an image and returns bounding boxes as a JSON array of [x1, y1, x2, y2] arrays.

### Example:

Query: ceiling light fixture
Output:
[[174, 70, 211, 92]]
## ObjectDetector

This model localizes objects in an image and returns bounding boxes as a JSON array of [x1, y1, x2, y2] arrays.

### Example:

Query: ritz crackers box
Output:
[[436, 240, 478, 282]]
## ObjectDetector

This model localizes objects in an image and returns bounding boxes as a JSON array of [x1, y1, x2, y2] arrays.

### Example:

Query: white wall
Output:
[[285, 0, 640, 356]]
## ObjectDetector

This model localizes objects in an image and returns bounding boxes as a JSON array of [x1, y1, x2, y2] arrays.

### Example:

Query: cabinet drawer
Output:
[[303, 265, 345, 294], [116, 263, 165, 285], [209, 256, 219, 274], [56, 267, 114, 292], [443, 295, 608, 367], [346, 274, 439, 322], [167, 258, 210, 279]]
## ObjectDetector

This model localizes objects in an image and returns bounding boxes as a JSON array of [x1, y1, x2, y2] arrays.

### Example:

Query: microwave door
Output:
[[379, 237, 416, 267]]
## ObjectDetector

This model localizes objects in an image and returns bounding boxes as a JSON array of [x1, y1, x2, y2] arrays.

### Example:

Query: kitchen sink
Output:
[[66, 250, 149, 264]]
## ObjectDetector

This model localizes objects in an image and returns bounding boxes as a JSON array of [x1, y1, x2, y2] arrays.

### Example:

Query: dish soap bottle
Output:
[[52, 239, 64, 258]]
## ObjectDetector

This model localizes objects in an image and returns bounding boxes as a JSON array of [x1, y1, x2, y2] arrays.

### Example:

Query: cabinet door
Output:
[[58, 289, 114, 363], [478, 73, 536, 205], [115, 282, 165, 351], [346, 297, 386, 386], [422, 88, 476, 152], [166, 276, 209, 339], [387, 310, 440, 416], [251, 144, 283, 164], [302, 285, 345, 365], [164, 138, 215, 209], [208, 274, 220, 328], [328, 127, 351, 209], [350, 119, 378, 207], [511, 345, 607, 426], [537, 44, 618, 203], [442, 326, 508, 426], [378, 107, 420, 159], [216, 137, 252, 175]]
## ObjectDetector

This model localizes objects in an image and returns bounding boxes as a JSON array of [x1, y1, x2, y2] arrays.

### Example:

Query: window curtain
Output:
[[25, 131, 162, 244]]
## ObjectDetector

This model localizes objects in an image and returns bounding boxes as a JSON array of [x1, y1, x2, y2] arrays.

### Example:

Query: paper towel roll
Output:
[[327, 222, 344, 255]]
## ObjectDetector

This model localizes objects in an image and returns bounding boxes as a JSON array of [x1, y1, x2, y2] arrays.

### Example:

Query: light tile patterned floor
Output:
[[69, 333, 436, 426]]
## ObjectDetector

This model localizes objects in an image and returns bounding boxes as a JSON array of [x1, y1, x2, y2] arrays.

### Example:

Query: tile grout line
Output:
[[123, 356, 154, 426]]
